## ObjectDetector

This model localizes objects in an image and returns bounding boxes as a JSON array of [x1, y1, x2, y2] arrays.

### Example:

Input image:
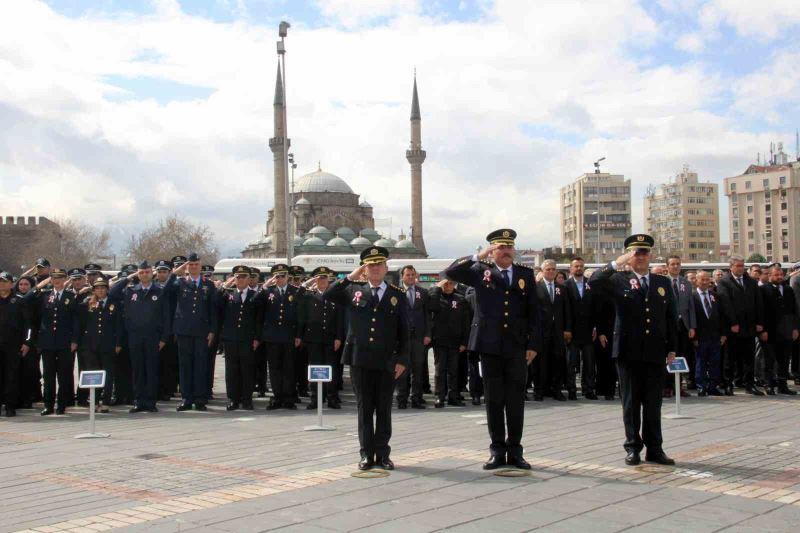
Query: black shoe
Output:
[[306, 402, 318, 410], [5, 407, 16, 417], [747, 386, 766, 396], [447, 398, 465, 407], [110, 397, 123, 406], [604, 394, 615, 401], [129, 405, 147, 413], [724, 385, 734, 396], [397, 400, 408, 409], [697, 389, 708, 397], [194, 404, 208, 411], [283, 402, 297, 410], [55, 406, 66, 415], [258, 391, 266, 398], [176, 403, 192, 412], [358, 456, 374, 471], [434, 399, 445, 408], [41, 406, 54, 416], [327, 399, 341, 409], [411, 400, 426, 409], [159, 394, 172, 401], [375, 456, 395, 470], [625, 451, 641, 465], [507, 455, 532, 470], [423, 385, 432, 394], [778, 385, 798, 395], [483, 454, 506, 470], [418, 397, 428, 405], [147, 406, 159, 413], [226, 402, 240, 411], [471, 397, 481, 406], [766, 387, 776, 396], [584, 392, 598, 400], [553, 391, 566, 401], [20, 401, 33, 409], [707, 387, 724, 396], [242, 401, 254, 410], [534, 394, 544, 401], [298, 389, 310, 398], [645, 451, 675, 465], [266, 400, 282, 410], [568, 391, 577, 401]]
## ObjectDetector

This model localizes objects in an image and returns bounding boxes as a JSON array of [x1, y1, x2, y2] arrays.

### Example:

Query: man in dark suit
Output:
[[255, 264, 300, 410], [23, 268, 78, 415], [715, 255, 765, 396], [217, 265, 259, 410], [759, 264, 798, 395], [428, 276, 470, 408], [396, 265, 432, 409], [594, 294, 617, 400], [665, 256, 696, 396], [324, 247, 409, 471], [533, 259, 572, 401], [589, 234, 678, 466], [565, 257, 596, 399], [463, 286, 483, 405], [692, 271, 726, 396], [445, 229, 541, 470]]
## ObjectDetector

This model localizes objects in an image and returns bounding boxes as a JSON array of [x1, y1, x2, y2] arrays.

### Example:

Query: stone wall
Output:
[[0, 216, 61, 272]]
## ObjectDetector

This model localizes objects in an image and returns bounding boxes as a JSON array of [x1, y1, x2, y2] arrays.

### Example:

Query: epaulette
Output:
[[513, 262, 533, 271], [478, 260, 493, 267], [389, 283, 405, 293]]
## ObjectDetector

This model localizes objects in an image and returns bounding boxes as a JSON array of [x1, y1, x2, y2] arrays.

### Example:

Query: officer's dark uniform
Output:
[[249, 268, 269, 396], [297, 266, 345, 409], [290, 265, 310, 399], [74, 279, 123, 406], [396, 278, 432, 409], [324, 247, 410, 470], [110, 266, 136, 405], [110, 262, 171, 411], [255, 264, 300, 409], [428, 282, 470, 407], [463, 286, 483, 404], [445, 229, 541, 469], [202, 264, 221, 398], [164, 254, 218, 410], [216, 265, 259, 410], [589, 234, 678, 465], [68, 268, 92, 407], [23, 268, 78, 415], [0, 272, 31, 416], [156, 258, 179, 401]]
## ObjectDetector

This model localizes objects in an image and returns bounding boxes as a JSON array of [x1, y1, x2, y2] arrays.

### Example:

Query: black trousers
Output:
[[0, 342, 22, 409], [726, 336, 755, 387], [266, 342, 294, 405], [19, 348, 42, 405], [158, 338, 178, 398], [616, 359, 664, 454], [396, 337, 427, 402], [295, 344, 309, 395], [666, 322, 691, 391], [351, 365, 394, 459], [765, 341, 792, 386], [531, 333, 561, 395], [480, 352, 527, 458], [224, 340, 254, 403], [467, 352, 483, 398], [114, 344, 133, 403], [254, 342, 268, 393], [79, 348, 115, 405], [129, 335, 160, 408], [595, 336, 617, 397], [177, 335, 208, 406], [41, 348, 75, 409], [569, 340, 596, 395], [306, 342, 339, 401], [75, 347, 89, 404], [433, 345, 461, 400]]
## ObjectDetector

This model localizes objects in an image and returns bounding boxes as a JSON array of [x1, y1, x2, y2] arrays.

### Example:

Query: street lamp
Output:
[[591, 210, 600, 263], [278, 21, 292, 264], [289, 152, 297, 242]]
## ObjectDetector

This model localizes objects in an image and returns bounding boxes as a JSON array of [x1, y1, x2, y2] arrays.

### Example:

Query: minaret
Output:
[[406, 74, 427, 255], [268, 62, 289, 256]]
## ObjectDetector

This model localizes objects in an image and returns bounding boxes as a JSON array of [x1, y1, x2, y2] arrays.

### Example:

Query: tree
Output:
[[124, 215, 219, 265], [746, 253, 767, 263]]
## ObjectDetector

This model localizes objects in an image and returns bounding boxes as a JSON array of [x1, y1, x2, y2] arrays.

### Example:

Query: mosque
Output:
[[242, 66, 428, 260]]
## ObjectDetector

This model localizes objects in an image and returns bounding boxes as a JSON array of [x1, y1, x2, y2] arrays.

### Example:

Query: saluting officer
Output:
[[74, 278, 123, 412], [68, 267, 92, 407], [24, 268, 78, 415], [84, 263, 103, 287], [202, 264, 221, 399], [445, 229, 541, 470], [0, 271, 32, 417], [297, 266, 345, 410], [290, 265, 310, 400], [216, 265, 259, 410], [248, 267, 269, 397], [255, 264, 300, 410], [164, 254, 217, 411], [324, 247, 409, 471], [110, 261, 171, 413], [154, 259, 179, 401], [589, 234, 678, 466]]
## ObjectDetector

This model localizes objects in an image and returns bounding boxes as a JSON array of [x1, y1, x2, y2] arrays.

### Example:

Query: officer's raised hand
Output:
[[347, 264, 367, 282], [477, 243, 502, 260], [614, 250, 636, 268]]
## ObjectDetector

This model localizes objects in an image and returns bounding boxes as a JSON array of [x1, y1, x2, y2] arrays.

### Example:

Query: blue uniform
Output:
[[216, 287, 259, 404]]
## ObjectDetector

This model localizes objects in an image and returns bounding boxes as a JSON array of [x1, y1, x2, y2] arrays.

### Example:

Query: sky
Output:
[[1, 0, 799, 259]]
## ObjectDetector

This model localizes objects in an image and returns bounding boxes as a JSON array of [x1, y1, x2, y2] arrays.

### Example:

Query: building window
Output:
[[781, 202, 787, 210], [765, 204, 770, 212], [784, 255, 789, 262], [748, 231, 754, 239], [748, 244, 754, 252], [747, 193, 753, 201], [766, 217, 772, 225], [780, 176, 786, 185], [747, 205, 753, 214], [746, 181, 751, 190], [783, 242, 789, 249], [732, 208, 739, 217], [763, 178, 769, 187], [748, 219, 753, 227], [782, 216, 788, 224]]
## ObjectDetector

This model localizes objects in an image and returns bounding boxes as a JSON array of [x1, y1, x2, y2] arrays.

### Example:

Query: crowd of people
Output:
[[0, 251, 797, 421]]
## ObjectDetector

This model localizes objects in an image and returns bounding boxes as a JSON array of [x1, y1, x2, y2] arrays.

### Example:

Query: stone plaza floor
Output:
[[2, 357, 800, 532]]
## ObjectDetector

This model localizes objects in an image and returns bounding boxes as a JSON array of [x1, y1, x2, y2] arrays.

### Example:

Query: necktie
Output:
[[408, 288, 415, 307], [548, 282, 554, 302], [737, 277, 744, 288], [702, 292, 711, 318], [372, 287, 379, 306], [501, 270, 510, 287], [640, 276, 648, 295], [98, 300, 104, 312], [672, 278, 679, 297]]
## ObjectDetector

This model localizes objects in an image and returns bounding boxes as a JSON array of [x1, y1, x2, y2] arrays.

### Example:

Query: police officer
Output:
[[110, 261, 171, 413], [297, 266, 345, 409], [166, 254, 217, 411], [68, 267, 92, 407], [255, 264, 300, 410], [445, 229, 541, 470], [248, 267, 269, 397], [589, 234, 678, 466], [84, 263, 103, 287], [24, 268, 78, 415], [202, 264, 221, 399], [428, 276, 470, 408], [290, 265, 310, 400], [74, 278, 123, 412], [0, 272, 31, 417], [154, 259, 179, 401], [324, 247, 409, 470], [217, 265, 259, 410]]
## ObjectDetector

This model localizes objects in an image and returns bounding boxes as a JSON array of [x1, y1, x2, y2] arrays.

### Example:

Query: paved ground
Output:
[[3, 356, 800, 532]]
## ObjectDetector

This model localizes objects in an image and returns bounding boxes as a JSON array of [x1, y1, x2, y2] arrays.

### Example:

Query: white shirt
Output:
[[368, 281, 387, 302], [238, 287, 249, 302], [572, 276, 585, 298], [696, 288, 712, 318], [637, 273, 650, 287]]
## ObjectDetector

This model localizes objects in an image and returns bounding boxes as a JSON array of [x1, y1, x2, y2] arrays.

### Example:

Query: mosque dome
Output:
[[308, 225, 334, 242], [374, 237, 396, 248], [303, 236, 325, 246], [395, 238, 416, 249], [327, 236, 351, 248], [295, 168, 354, 194]]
